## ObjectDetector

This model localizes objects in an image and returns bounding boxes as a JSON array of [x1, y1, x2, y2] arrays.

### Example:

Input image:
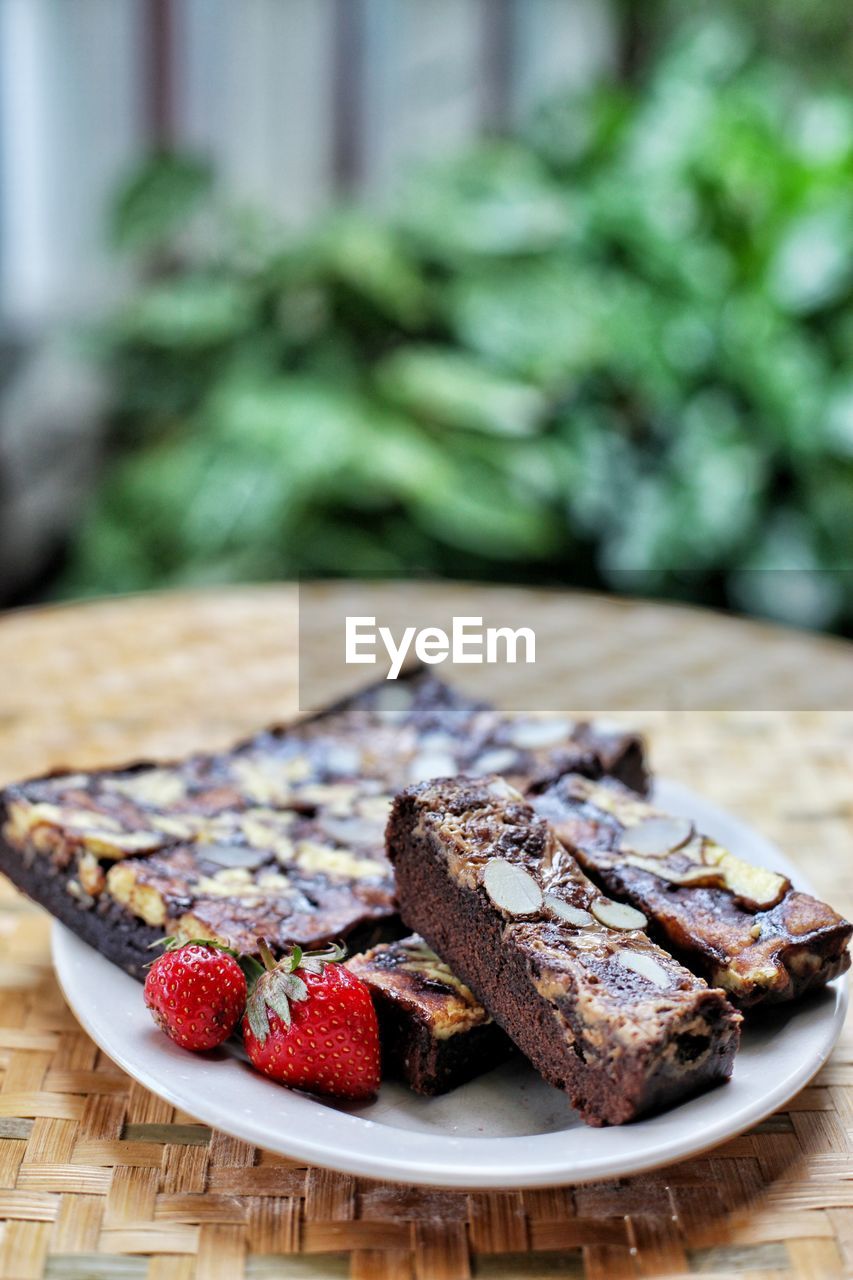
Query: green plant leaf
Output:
[[119, 277, 255, 348], [110, 153, 214, 252], [314, 213, 430, 327], [396, 143, 571, 260], [447, 262, 606, 389], [376, 347, 548, 437]]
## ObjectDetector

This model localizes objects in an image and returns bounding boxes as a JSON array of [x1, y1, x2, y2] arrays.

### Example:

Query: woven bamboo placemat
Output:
[[0, 583, 851, 1280]]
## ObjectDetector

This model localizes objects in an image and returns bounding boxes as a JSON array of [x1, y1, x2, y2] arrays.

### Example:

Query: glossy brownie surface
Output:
[[0, 672, 647, 975], [532, 774, 852, 1007], [347, 934, 494, 1038]]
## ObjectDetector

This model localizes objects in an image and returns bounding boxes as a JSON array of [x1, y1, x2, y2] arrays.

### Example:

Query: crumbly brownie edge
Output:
[[0, 824, 164, 979], [387, 793, 739, 1126], [592, 858, 851, 1004], [366, 987, 510, 1096], [0, 813, 403, 983], [532, 777, 852, 1009]]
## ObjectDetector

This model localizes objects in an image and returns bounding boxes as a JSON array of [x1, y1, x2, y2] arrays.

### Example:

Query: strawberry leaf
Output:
[[247, 961, 310, 1038], [280, 973, 308, 1003], [264, 984, 294, 1028], [246, 991, 271, 1044], [299, 941, 346, 975], [145, 934, 242, 968], [150, 935, 239, 956]]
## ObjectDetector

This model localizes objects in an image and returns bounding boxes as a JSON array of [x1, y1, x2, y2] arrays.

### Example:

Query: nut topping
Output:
[[617, 950, 671, 988], [471, 748, 520, 775], [543, 894, 594, 927], [198, 844, 268, 870], [591, 898, 648, 931], [506, 718, 573, 750], [484, 777, 524, 803], [317, 813, 386, 848], [483, 858, 543, 916], [619, 816, 693, 858], [408, 752, 458, 783], [702, 847, 789, 911]]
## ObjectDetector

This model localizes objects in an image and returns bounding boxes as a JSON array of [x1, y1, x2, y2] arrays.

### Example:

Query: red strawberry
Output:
[[144, 940, 247, 1051], [242, 941, 380, 1101]]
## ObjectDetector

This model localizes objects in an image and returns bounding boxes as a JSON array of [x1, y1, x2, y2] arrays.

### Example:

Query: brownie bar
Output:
[[0, 765, 399, 978], [388, 776, 741, 1127], [249, 683, 648, 800], [0, 670, 648, 979], [531, 775, 852, 1008], [346, 935, 511, 1095]]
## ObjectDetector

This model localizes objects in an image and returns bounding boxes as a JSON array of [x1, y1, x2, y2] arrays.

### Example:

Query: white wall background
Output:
[[0, 0, 616, 330], [0, 0, 143, 329]]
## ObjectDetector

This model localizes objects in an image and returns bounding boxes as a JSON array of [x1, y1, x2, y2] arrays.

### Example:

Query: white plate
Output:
[[52, 780, 847, 1188]]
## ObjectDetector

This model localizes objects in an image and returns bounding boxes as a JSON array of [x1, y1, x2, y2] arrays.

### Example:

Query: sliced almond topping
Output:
[[484, 777, 524, 803], [591, 898, 648, 931], [317, 813, 386, 848], [104, 769, 187, 807], [408, 752, 458, 783], [372, 684, 414, 717], [624, 855, 714, 886], [617, 950, 671, 988], [543, 894, 594, 927], [702, 846, 789, 910], [80, 829, 168, 859], [506, 718, 572, 750], [471, 748, 520, 775], [619, 816, 693, 858], [627, 842, 789, 910], [323, 744, 361, 776], [294, 840, 386, 880], [198, 843, 267, 870], [483, 858, 543, 916]]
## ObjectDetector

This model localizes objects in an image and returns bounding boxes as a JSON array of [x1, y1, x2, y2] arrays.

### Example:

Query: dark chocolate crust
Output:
[[532, 775, 852, 1008], [0, 836, 163, 978], [388, 777, 741, 1127]]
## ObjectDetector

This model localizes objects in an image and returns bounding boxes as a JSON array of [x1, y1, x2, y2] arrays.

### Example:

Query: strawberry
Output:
[[144, 939, 247, 1051], [242, 941, 380, 1101]]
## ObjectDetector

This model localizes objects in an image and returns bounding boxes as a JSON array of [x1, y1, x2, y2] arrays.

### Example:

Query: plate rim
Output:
[[50, 780, 849, 1188]]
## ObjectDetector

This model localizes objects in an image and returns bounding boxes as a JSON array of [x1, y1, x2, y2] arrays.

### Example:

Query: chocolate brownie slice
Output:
[[0, 764, 398, 977], [0, 670, 648, 980], [387, 776, 741, 1126], [346, 935, 511, 1095], [531, 774, 852, 1008]]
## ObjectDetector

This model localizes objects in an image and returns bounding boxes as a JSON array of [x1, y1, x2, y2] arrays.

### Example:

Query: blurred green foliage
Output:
[[63, 16, 853, 629]]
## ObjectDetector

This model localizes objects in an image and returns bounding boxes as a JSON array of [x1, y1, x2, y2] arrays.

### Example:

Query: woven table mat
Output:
[[0, 584, 851, 1280]]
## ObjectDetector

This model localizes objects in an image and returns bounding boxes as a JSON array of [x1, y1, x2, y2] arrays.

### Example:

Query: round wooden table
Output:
[[0, 584, 851, 1280]]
